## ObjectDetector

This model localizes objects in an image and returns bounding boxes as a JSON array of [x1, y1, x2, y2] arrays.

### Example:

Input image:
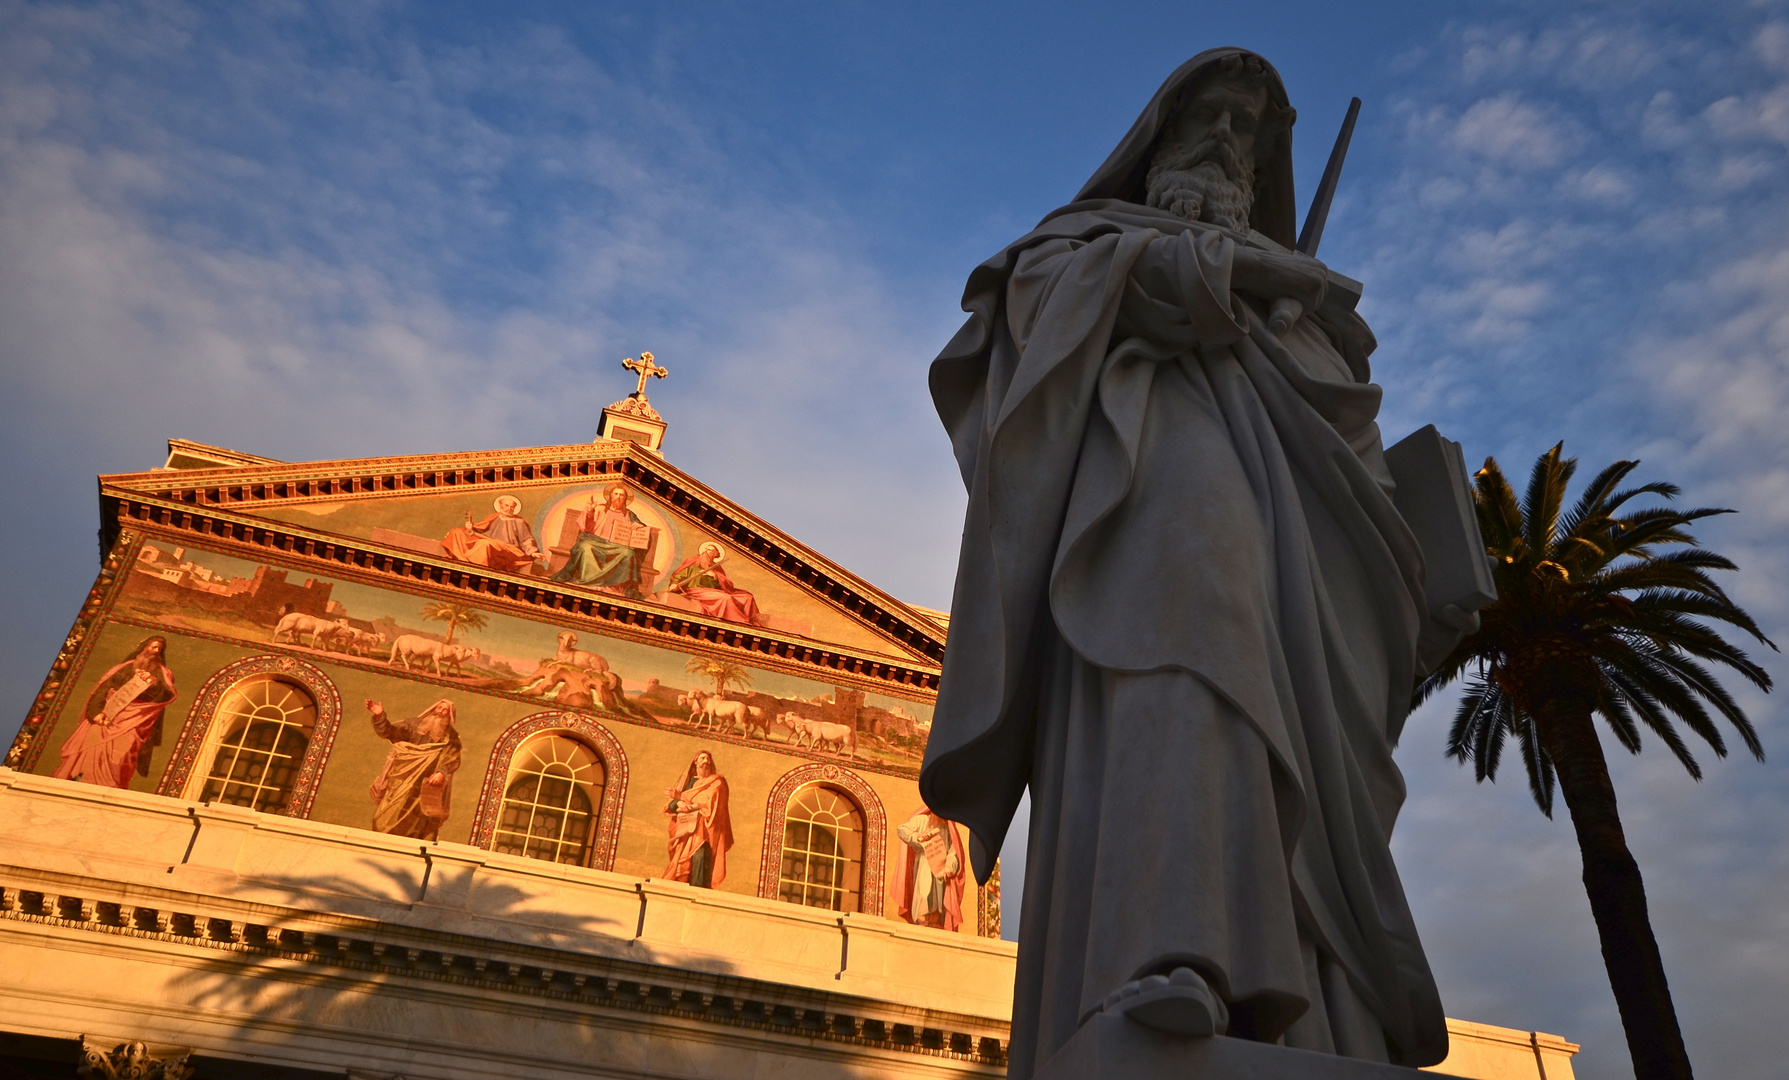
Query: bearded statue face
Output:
[[1145, 76, 1271, 231]]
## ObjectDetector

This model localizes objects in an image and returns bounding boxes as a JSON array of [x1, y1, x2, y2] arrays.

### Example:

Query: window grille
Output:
[[199, 675, 317, 813], [493, 735, 606, 865], [777, 784, 864, 912]]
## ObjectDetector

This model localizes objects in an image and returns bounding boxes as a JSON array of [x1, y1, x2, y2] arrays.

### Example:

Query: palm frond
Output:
[[1601, 480, 1679, 514], [1624, 597, 1777, 671], [1598, 659, 1706, 778], [1648, 650, 1766, 760], [1474, 459, 1523, 554], [1412, 444, 1768, 817], [1445, 675, 1500, 765], [1522, 443, 1573, 557], [1558, 459, 1638, 541], [1515, 706, 1555, 816]]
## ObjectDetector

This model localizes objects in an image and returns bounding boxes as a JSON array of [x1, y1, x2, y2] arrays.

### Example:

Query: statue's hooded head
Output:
[[1074, 48, 1297, 249]]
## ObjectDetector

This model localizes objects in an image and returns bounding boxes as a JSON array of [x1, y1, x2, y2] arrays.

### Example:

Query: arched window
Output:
[[493, 735, 607, 865], [159, 655, 344, 820], [758, 763, 888, 916], [778, 784, 866, 912], [197, 675, 316, 813], [470, 713, 629, 872]]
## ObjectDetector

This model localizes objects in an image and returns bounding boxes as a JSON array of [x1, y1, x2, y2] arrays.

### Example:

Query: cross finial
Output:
[[623, 351, 668, 399]]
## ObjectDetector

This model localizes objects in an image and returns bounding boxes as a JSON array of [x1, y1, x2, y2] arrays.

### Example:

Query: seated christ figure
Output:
[[552, 483, 648, 595]]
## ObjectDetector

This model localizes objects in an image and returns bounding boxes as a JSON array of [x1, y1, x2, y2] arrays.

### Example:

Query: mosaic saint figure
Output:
[[366, 698, 462, 840], [668, 542, 764, 626], [552, 484, 648, 595], [893, 805, 966, 932], [52, 636, 176, 789], [443, 494, 541, 573], [663, 750, 733, 888], [920, 49, 1455, 1075]]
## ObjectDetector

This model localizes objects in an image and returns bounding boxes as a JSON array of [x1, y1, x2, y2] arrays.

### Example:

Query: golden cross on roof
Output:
[[623, 351, 667, 398]]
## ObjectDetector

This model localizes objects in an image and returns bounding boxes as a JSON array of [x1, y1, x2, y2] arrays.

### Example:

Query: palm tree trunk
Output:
[[1535, 701, 1693, 1080]]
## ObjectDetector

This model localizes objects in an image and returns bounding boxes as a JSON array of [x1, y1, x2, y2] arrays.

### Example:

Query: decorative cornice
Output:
[[0, 881, 1008, 1068], [604, 395, 664, 422], [79, 1037, 193, 1080], [95, 442, 947, 665]]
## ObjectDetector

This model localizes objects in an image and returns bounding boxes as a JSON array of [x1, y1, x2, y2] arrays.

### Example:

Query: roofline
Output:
[[163, 438, 287, 470], [101, 439, 949, 662]]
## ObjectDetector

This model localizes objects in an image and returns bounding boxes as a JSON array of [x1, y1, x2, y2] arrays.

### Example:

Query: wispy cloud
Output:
[[1323, 10, 1789, 1077], [4, 4, 1788, 1078]]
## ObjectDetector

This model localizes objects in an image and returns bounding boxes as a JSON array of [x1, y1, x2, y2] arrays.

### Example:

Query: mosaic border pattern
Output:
[[6, 530, 139, 773], [976, 862, 1002, 940], [468, 712, 630, 872], [756, 763, 887, 918], [155, 654, 345, 820]]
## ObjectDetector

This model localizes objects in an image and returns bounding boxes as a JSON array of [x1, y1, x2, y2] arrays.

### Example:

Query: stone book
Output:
[[1384, 425, 1498, 616]]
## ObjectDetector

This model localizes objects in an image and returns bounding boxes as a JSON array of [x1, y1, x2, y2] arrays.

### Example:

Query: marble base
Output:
[[1034, 1013, 1465, 1080]]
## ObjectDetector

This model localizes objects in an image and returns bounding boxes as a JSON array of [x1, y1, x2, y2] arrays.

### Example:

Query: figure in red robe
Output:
[[668, 542, 764, 626], [443, 494, 541, 574], [663, 750, 733, 887], [53, 636, 177, 789], [894, 805, 967, 932]]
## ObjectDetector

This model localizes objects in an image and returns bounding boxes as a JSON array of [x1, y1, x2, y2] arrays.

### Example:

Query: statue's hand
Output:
[[1230, 246, 1327, 319]]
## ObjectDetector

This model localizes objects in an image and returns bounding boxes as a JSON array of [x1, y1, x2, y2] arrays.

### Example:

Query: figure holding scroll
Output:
[[366, 698, 461, 841], [894, 806, 966, 932]]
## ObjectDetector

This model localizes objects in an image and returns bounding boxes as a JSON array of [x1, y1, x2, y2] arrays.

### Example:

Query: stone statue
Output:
[[919, 48, 1454, 1077]]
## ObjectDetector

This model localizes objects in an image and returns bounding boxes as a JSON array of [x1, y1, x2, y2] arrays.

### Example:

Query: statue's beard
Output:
[[1145, 138, 1255, 231]]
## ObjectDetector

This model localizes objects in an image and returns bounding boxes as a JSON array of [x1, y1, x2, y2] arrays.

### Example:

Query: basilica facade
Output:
[[0, 379, 1577, 1080]]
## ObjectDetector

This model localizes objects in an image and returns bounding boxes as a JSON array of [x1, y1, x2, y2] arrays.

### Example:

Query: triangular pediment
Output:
[[102, 440, 946, 668]]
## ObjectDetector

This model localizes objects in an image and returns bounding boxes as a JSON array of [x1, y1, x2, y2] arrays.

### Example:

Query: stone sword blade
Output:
[[1296, 96, 1362, 257], [1268, 96, 1362, 333]]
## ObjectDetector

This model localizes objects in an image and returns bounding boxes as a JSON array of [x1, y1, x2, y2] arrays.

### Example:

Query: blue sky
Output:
[[4, 2, 1788, 1076]]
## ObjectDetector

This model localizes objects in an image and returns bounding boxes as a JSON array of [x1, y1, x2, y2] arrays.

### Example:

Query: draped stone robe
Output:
[[920, 201, 1448, 1076]]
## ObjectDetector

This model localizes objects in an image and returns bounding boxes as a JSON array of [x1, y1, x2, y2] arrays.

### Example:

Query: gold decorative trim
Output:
[[976, 861, 1002, 940], [6, 529, 138, 772]]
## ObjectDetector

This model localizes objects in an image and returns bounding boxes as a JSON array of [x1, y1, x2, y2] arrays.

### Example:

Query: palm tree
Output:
[[418, 601, 488, 645], [1419, 445, 1772, 1080], [684, 655, 752, 698]]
